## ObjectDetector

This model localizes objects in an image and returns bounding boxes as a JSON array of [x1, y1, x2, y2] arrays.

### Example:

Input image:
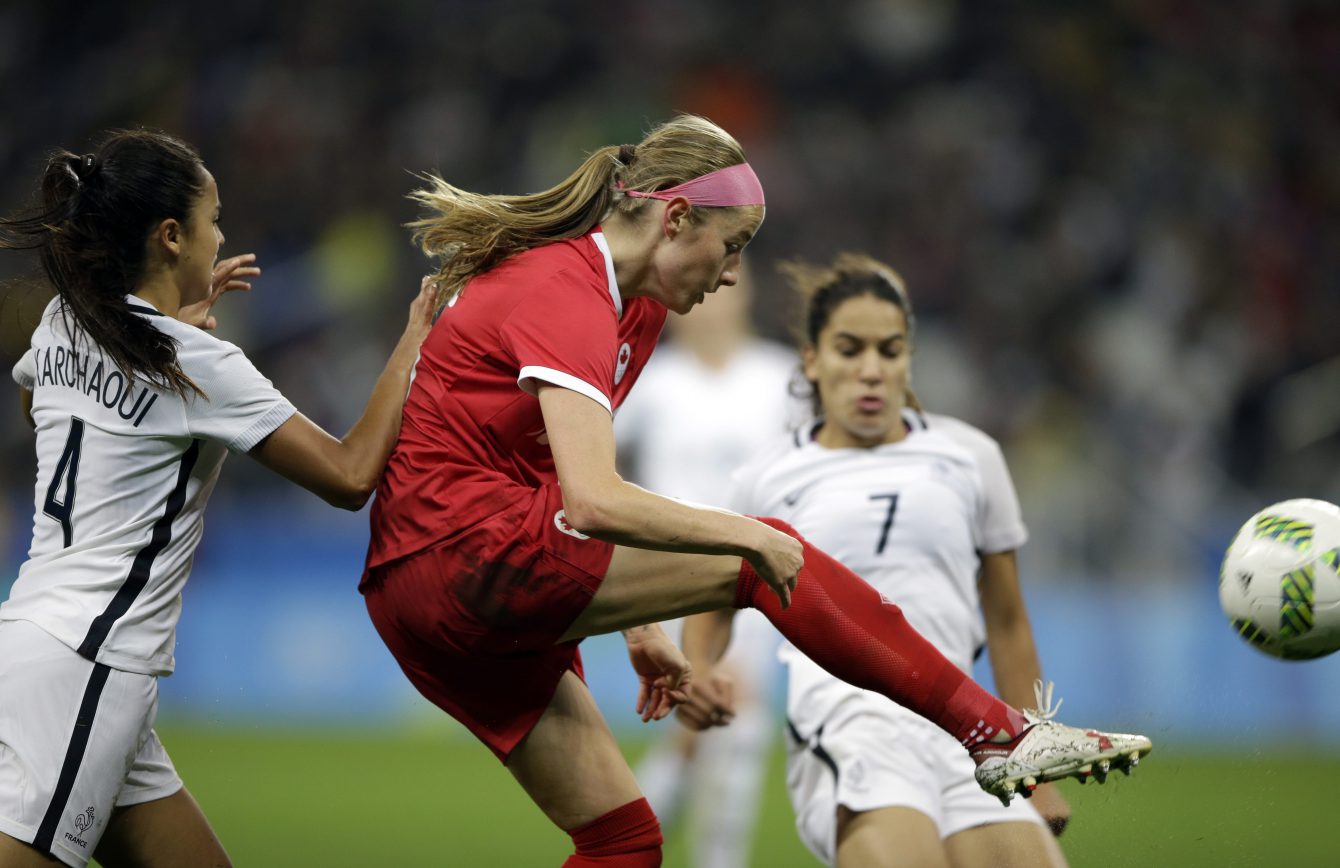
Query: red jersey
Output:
[[365, 231, 667, 570]]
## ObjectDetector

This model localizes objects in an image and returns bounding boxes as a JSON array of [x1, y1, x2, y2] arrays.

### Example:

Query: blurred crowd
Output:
[[0, 0, 1335, 585]]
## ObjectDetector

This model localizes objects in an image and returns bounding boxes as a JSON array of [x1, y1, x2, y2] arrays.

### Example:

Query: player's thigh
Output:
[[836, 805, 950, 868], [944, 820, 1066, 868], [504, 669, 644, 831], [0, 831, 63, 867], [560, 545, 740, 640], [93, 787, 230, 868]]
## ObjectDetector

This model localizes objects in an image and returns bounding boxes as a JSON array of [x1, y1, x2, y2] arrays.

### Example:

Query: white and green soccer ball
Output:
[[1220, 498, 1340, 661]]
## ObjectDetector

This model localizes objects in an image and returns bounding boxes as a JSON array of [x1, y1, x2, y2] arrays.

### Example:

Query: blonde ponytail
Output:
[[409, 115, 748, 302]]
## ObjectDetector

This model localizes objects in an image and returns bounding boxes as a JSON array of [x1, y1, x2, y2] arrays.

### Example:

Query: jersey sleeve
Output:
[[16, 298, 59, 391], [975, 436, 1028, 554], [179, 334, 296, 452], [13, 349, 35, 390], [501, 270, 618, 413]]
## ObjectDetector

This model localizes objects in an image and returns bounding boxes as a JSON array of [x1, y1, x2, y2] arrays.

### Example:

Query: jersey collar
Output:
[[125, 295, 166, 317], [801, 409, 925, 449], [588, 230, 623, 319]]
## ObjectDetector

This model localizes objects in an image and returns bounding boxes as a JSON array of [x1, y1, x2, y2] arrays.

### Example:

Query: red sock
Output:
[[563, 798, 662, 867], [738, 517, 1028, 748]]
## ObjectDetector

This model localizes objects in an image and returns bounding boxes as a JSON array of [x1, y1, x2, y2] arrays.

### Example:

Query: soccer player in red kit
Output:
[[362, 115, 1151, 867]]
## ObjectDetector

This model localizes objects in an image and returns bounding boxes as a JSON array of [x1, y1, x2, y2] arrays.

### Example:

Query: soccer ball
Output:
[[1219, 498, 1340, 660]]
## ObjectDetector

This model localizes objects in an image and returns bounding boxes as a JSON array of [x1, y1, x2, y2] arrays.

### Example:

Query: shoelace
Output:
[[1022, 678, 1063, 726]]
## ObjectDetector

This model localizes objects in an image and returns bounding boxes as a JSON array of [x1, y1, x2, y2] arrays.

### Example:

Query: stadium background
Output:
[[1, 0, 1336, 864]]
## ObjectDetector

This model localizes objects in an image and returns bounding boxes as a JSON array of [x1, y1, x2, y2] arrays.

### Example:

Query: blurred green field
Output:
[[139, 723, 1338, 867]]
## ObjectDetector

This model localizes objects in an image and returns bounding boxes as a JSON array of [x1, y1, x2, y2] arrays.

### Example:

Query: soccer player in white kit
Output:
[[683, 254, 1081, 867], [0, 130, 435, 868], [615, 273, 801, 868]]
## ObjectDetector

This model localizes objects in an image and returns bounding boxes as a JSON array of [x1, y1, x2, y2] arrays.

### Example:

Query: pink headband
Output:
[[620, 163, 765, 207]]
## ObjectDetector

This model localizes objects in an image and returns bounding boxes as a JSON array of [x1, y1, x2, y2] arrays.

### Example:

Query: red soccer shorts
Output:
[[363, 483, 615, 760]]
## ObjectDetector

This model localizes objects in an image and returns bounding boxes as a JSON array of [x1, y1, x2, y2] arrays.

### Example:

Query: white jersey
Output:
[[2, 296, 295, 676], [727, 410, 1027, 735], [614, 339, 804, 502]]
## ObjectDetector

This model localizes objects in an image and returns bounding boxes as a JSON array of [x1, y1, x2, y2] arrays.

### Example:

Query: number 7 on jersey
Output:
[[869, 492, 899, 554]]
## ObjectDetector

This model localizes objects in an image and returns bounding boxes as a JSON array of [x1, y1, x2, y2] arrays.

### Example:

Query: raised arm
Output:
[[249, 277, 438, 510]]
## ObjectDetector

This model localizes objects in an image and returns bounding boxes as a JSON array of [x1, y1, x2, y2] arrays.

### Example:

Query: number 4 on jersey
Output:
[[43, 416, 85, 547]]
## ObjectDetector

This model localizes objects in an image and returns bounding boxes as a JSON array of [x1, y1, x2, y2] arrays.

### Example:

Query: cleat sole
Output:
[[985, 741, 1154, 794]]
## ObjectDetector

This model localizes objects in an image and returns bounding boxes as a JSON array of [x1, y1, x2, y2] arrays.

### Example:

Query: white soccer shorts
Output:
[[786, 702, 1044, 865], [0, 620, 182, 868]]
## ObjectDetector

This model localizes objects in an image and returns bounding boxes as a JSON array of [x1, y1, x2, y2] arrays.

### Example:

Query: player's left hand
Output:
[[623, 624, 692, 723], [1029, 782, 1071, 837], [179, 253, 260, 330], [674, 668, 736, 731]]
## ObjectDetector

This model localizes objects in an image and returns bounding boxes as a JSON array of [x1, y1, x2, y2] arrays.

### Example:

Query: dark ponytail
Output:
[[0, 130, 208, 397]]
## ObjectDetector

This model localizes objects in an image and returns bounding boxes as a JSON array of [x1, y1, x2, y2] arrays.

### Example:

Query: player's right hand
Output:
[[402, 275, 440, 345], [179, 253, 260, 330], [623, 624, 692, 723], [746, 522, 803, 609]]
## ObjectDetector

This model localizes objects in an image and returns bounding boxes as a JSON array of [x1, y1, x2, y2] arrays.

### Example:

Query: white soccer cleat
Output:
[[970, 680, 1153, 807]]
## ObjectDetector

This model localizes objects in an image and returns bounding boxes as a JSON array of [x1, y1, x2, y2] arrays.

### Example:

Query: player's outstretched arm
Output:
[[249, 276, 438, 509]]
